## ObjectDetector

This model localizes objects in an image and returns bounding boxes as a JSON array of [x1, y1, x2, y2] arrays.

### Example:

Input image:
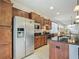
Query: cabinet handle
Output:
[[56, 46, 60, 49]]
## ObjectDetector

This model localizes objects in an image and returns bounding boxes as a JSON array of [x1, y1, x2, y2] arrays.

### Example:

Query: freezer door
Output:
[[25, 19, 34, 56], [13, 16, 26, 59]]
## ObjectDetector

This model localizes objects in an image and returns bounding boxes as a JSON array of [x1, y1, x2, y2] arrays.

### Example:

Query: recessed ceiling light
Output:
[[50, 6, 54, 10], [57, 12, 60, 15]]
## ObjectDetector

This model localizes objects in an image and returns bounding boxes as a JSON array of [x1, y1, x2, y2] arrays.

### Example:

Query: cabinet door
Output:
[[49, 41, 69, 59], [0, 1, 12, 26], [44, 36, 47, 45], [63, 44, 69, 59], [41, 36, 44, 46], [0, 27, 12, 59], [0, 27, 11, 44], [0, 44, 11, 59], [49, 41, 56, 59], [34, 36, 40, 49]]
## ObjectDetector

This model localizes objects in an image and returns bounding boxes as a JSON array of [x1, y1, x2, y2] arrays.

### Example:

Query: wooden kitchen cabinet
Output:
[[0, 27, 12, 44], [29, 12, 42, 23], [41, 35, 47, 46], [40, 17, 44, 29], [49, 41, 69, 59], [44, 35, 47, 45], [48, 20, 52, 30], [34, 36, 39, 49], [43, 19, 52, 30], [0, 44, 11, 59], [34, 35, 47, 49], [12, 7, 29, 18], [34, 36, 41, 49], [29, 12, 52, 30], [0, 1, 12, 26], [0, 27, 12, 59], [29, 12, 39, 21]]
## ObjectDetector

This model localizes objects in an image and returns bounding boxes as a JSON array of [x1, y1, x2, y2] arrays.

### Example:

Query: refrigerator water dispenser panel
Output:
[[17, 28, 24, 38]]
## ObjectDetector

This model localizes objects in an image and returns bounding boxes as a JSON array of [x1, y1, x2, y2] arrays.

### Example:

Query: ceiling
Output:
[[12, 0, 77, 26]]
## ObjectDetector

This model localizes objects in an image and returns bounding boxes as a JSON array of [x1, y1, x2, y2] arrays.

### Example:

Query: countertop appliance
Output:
[[13, 16, 34, 59], [69, 44, 79, 59]]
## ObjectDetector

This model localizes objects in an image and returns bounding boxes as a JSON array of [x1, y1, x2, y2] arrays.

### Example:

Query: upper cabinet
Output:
[[0, 1, 12, 26], [29, 12, 52, 30], [12, 7, 29, 18], [43, 19, 52, 30], [29, 12, 41, 23]]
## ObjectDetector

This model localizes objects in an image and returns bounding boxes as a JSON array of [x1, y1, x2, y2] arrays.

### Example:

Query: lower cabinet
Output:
[[0, 44, 11, 59], [49, 41, 69, 59], [41, 35, 47, 45], [34, 36, 41, 49], [34, 35, 47, 49], [0, 27, 12, 59]]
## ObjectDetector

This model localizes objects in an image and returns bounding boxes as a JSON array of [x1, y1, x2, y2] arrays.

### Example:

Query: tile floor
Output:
[[24, 45, 49, 59]]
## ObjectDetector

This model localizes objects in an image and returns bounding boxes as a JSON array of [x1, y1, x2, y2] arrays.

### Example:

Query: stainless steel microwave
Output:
[[34, 23, 40, 29]]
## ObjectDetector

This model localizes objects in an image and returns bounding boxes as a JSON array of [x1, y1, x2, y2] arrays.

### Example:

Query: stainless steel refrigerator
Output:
[[13, 16, 34, 59]]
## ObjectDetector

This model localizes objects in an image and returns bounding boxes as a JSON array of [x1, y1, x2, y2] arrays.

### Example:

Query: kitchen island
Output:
[[49, 37, 79, 59]]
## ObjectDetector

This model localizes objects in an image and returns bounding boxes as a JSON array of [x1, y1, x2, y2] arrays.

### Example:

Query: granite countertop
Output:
[[50, 37, 79, 45]]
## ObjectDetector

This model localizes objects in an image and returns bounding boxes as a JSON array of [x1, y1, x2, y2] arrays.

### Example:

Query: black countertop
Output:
[[50, 37, 79, 45]]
